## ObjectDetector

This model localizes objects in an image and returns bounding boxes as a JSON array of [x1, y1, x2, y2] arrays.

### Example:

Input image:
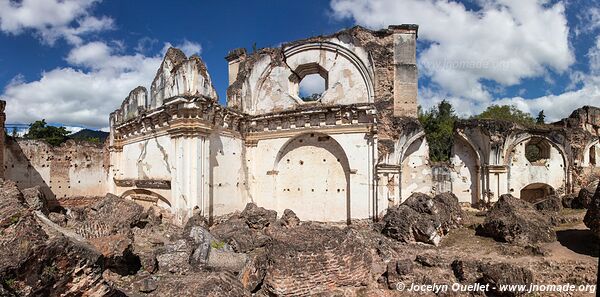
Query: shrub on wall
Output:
[[418, 100, 457, 162], [24, 119, 69, 146]]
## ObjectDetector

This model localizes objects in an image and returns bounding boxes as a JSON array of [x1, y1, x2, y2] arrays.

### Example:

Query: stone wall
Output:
[[4, 138, 108, 206]]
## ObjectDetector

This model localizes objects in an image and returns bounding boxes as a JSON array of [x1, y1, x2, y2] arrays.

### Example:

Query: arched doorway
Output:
[[519, 183, 555, 203], [274, 133, 350, 222]]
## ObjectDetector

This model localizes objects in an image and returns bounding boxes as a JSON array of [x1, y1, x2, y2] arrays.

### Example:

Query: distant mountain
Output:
[[69, 129, 109, 142]]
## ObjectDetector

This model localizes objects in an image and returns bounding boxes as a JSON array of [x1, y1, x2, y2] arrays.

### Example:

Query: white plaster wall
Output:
[[115, 135, 175, 210], [241, 39, 372, 115], [285, 49, 369, 105], [583, 140, 600, 167], [247, 131, 373, 221], [509, 141, 566, 196], [401, 137, 432, 201], [331, 133, 373, 220], [209, 133, 249, 216], [450, 140, 479, 204], [120, 135, 173, 181]]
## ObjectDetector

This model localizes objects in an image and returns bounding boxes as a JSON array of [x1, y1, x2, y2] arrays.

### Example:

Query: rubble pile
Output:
[[0, 184, 596, 296]]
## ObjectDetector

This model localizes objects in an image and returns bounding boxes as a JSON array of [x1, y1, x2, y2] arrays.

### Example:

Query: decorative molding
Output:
[[114, 178, 171, 189], [110, 95, 377, 147]]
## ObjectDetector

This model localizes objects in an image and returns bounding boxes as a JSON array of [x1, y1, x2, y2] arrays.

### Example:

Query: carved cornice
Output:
[[114, 178, 171, 189], [111, 96, 377, 145]]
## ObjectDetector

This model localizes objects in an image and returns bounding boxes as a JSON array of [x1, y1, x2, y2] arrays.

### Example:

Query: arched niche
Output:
[[520, 183, 555, 203], [273, 132, 351, 222], [505, 135, 567, 197], [451, 133, 482, 204], [399, 133, 432, 201]]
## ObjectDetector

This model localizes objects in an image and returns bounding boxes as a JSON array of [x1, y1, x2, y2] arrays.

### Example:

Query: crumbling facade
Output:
[[108, 25, 419, 223], [105, 25, 600, 224], [0, 25, 594, 224]]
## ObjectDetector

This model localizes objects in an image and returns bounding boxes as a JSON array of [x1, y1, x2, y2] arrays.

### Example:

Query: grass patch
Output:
[[210, 240, 226, 250]]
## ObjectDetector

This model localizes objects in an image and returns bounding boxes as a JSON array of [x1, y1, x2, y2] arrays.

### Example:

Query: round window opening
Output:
[[525, 138, 550, 164], [299, 73, 326, 102]]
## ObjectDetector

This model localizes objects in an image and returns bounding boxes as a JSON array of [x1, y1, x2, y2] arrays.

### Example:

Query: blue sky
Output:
[[0, 0, 599, 131]]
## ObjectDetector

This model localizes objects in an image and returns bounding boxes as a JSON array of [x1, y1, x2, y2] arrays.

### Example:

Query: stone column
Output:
[[390, 24, 418, 117]]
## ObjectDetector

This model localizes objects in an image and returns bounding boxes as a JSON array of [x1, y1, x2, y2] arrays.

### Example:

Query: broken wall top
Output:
[[112, 47, 218, 125], [226, 25, 418, 117]]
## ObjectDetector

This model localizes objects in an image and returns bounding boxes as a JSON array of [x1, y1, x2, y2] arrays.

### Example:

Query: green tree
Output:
[[473, 104, 535, 126], [536, 110, 546, 124], [24, 120, 69, 146], [10, 127, 17, 138], [418, 100, 457, 162]]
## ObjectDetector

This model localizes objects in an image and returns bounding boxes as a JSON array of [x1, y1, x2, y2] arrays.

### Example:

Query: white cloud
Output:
[[330, 0, 574, 103], [299, 74, 326, 96], [1, 41, 162, 128], [419, 37, 600, 122], [0, 1, 206, 130], [162, 39, 202, 57], [0, 0, 113, 45]]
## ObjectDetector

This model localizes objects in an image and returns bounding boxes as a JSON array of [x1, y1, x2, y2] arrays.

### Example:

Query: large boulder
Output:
[[584, 184, 600, 238], [21, 186, 48, 215], [452, 260, 534, 297], [573, 187, 593, 209], [68, 193, 145, 239], [561, 193, 577, 208], [139, 271, 250, 297], [381, 205, 443, 245], [240, 202, 277, 229], [380, 192, 463, 245], [476, 194, 556, 245], [280, 209, 300, 228], [0, 181, 120, 296], [534, 195, 562, 212], [239, 247, 268, 292], [188, 225, 216, 267], [210, 203, 274, 253], [433, 192, 463, 230], [156, 239, 194, 274], [478, 263, 534, 297]]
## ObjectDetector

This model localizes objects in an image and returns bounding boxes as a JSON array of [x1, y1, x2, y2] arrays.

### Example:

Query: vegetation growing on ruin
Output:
[[473, 104, 535, 126], [536, 110, 546, 124], [418, 100, 457, 162], [419, 102, 542, 162], [24, 120, 69, 146], [21, 121, 108, 146]]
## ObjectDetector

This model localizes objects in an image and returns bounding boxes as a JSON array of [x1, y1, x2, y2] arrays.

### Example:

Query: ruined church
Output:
[[3, 25, 600, 224]]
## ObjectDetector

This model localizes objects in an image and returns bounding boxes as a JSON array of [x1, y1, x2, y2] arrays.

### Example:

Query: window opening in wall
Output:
[[525, 138, 550, 164], [590, 146, 597, 166], [299, 74, 326, 101], [290, 63, 328, 102]]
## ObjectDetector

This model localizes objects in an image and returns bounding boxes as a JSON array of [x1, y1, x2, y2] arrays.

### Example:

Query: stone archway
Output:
[[274, 133, 351, 222], [520, 183, 555, 203], [121, 189, 171, 209]]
